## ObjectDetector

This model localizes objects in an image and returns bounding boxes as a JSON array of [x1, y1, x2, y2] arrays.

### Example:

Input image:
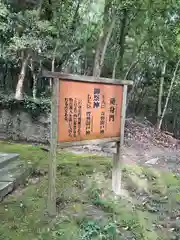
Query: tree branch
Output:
[[57, 27, 97, 69], [70, 0, 81, 31], [158, 59, 180, 129]]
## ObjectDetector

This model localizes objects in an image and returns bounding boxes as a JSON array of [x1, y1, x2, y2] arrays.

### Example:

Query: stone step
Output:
[[0, 153, 19, 169], [0, 182, 14, 201], [0, 160, 24, 182], [0, 159, 33, 201]]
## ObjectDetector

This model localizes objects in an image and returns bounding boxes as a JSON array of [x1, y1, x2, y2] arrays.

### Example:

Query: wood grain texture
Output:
[[42, 71, 133, 85], [47, 78, 59, 216], [112, 85, 127, 195]]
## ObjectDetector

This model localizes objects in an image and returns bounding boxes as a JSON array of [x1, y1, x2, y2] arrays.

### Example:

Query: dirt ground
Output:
[[70, 118, 180, 176]]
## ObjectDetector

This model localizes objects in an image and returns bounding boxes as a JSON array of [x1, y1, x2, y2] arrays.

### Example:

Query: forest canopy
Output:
[[0, 0, 180, 135]]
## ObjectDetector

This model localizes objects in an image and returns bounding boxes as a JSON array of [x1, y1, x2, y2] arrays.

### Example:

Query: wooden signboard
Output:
[[58, 80, 123, 143], [43, 71, 133, 216]]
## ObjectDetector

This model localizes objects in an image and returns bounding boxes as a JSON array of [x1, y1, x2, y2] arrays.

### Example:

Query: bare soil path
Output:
[[69, 118, 180, 176]]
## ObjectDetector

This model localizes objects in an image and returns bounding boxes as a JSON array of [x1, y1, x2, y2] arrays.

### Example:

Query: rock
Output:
[[101, 142, 116, 148], [0, 109, 50, 143], [145, 157, 159, 165]]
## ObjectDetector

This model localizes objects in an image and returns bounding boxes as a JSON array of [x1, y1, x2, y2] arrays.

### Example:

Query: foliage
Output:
[[0, 0, 180, 130], [80, 220, 118, 240], [0, 92, 51, 115]]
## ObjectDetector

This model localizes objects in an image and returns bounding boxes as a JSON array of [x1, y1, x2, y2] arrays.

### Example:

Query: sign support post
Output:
[[112, 85, 127, 195], [43, 71, 133, 215], [47, 78, 59, 217]]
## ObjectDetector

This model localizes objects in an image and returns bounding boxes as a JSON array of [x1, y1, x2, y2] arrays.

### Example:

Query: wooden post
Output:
[[47, 77, 59, 216], [112, 85, 127, 195], [112, 141, 121, 194], [120, 85, 127, 148]]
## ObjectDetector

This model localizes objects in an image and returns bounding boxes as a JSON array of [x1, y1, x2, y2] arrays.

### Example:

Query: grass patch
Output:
[[0, 141, 179, 240]]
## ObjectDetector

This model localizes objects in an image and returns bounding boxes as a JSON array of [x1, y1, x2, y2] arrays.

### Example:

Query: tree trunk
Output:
[[32, 76, 37, 100], [38, 0, 43, 16], [134, 87, 147, 116], [118, 9, 128, 73], [112, 49, 120, 79], [51, 56, 55, 72], [93, 0, 115, 78], [126, 73, 143, 108], [15, 55, 30, 100], [158, 59, 180, 130], [51, 57, 55, 88], [50, 43, 58, 87], [29, 59, 37, 100], [112, 9, 128, 78], [124, 59, 139, 80], [156, 61, 167, 128], [93, 17, 115, 78], [173, 112, 177, 133], [123, 39, 146, 80], [29, 59, 42, 100]]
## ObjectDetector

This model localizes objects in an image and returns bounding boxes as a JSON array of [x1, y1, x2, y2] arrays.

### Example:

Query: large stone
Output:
[[0, 182, 13, 201], [0, 161, 25, 182], [0, 109, 50, 143], [0, 152, 33, 201], [0, 153, 19, 168]]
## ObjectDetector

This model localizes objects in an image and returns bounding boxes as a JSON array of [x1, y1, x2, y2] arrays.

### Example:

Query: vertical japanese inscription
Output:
[[64, 97, 82, 138], [93, 88, 100, 108], [109, 97, 116, 122], [73, 99, 78, 137], [101, 95, 105, 108], [64, 98, 68, 122], [86, 90, 94, 135], [77, 100, 82, 136], [86, 112, 91, 135], [87, 94, 92, 109], [68, 98, 73, 137], [100, 112, 105, 134]]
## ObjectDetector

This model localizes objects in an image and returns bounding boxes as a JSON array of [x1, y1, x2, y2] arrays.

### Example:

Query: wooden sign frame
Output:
[[44, 70, 133, 147], [43, 71, 133, 216]]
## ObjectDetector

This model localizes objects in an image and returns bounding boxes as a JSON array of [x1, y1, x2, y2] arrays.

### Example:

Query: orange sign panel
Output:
[[58, 80, 123, 143]]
